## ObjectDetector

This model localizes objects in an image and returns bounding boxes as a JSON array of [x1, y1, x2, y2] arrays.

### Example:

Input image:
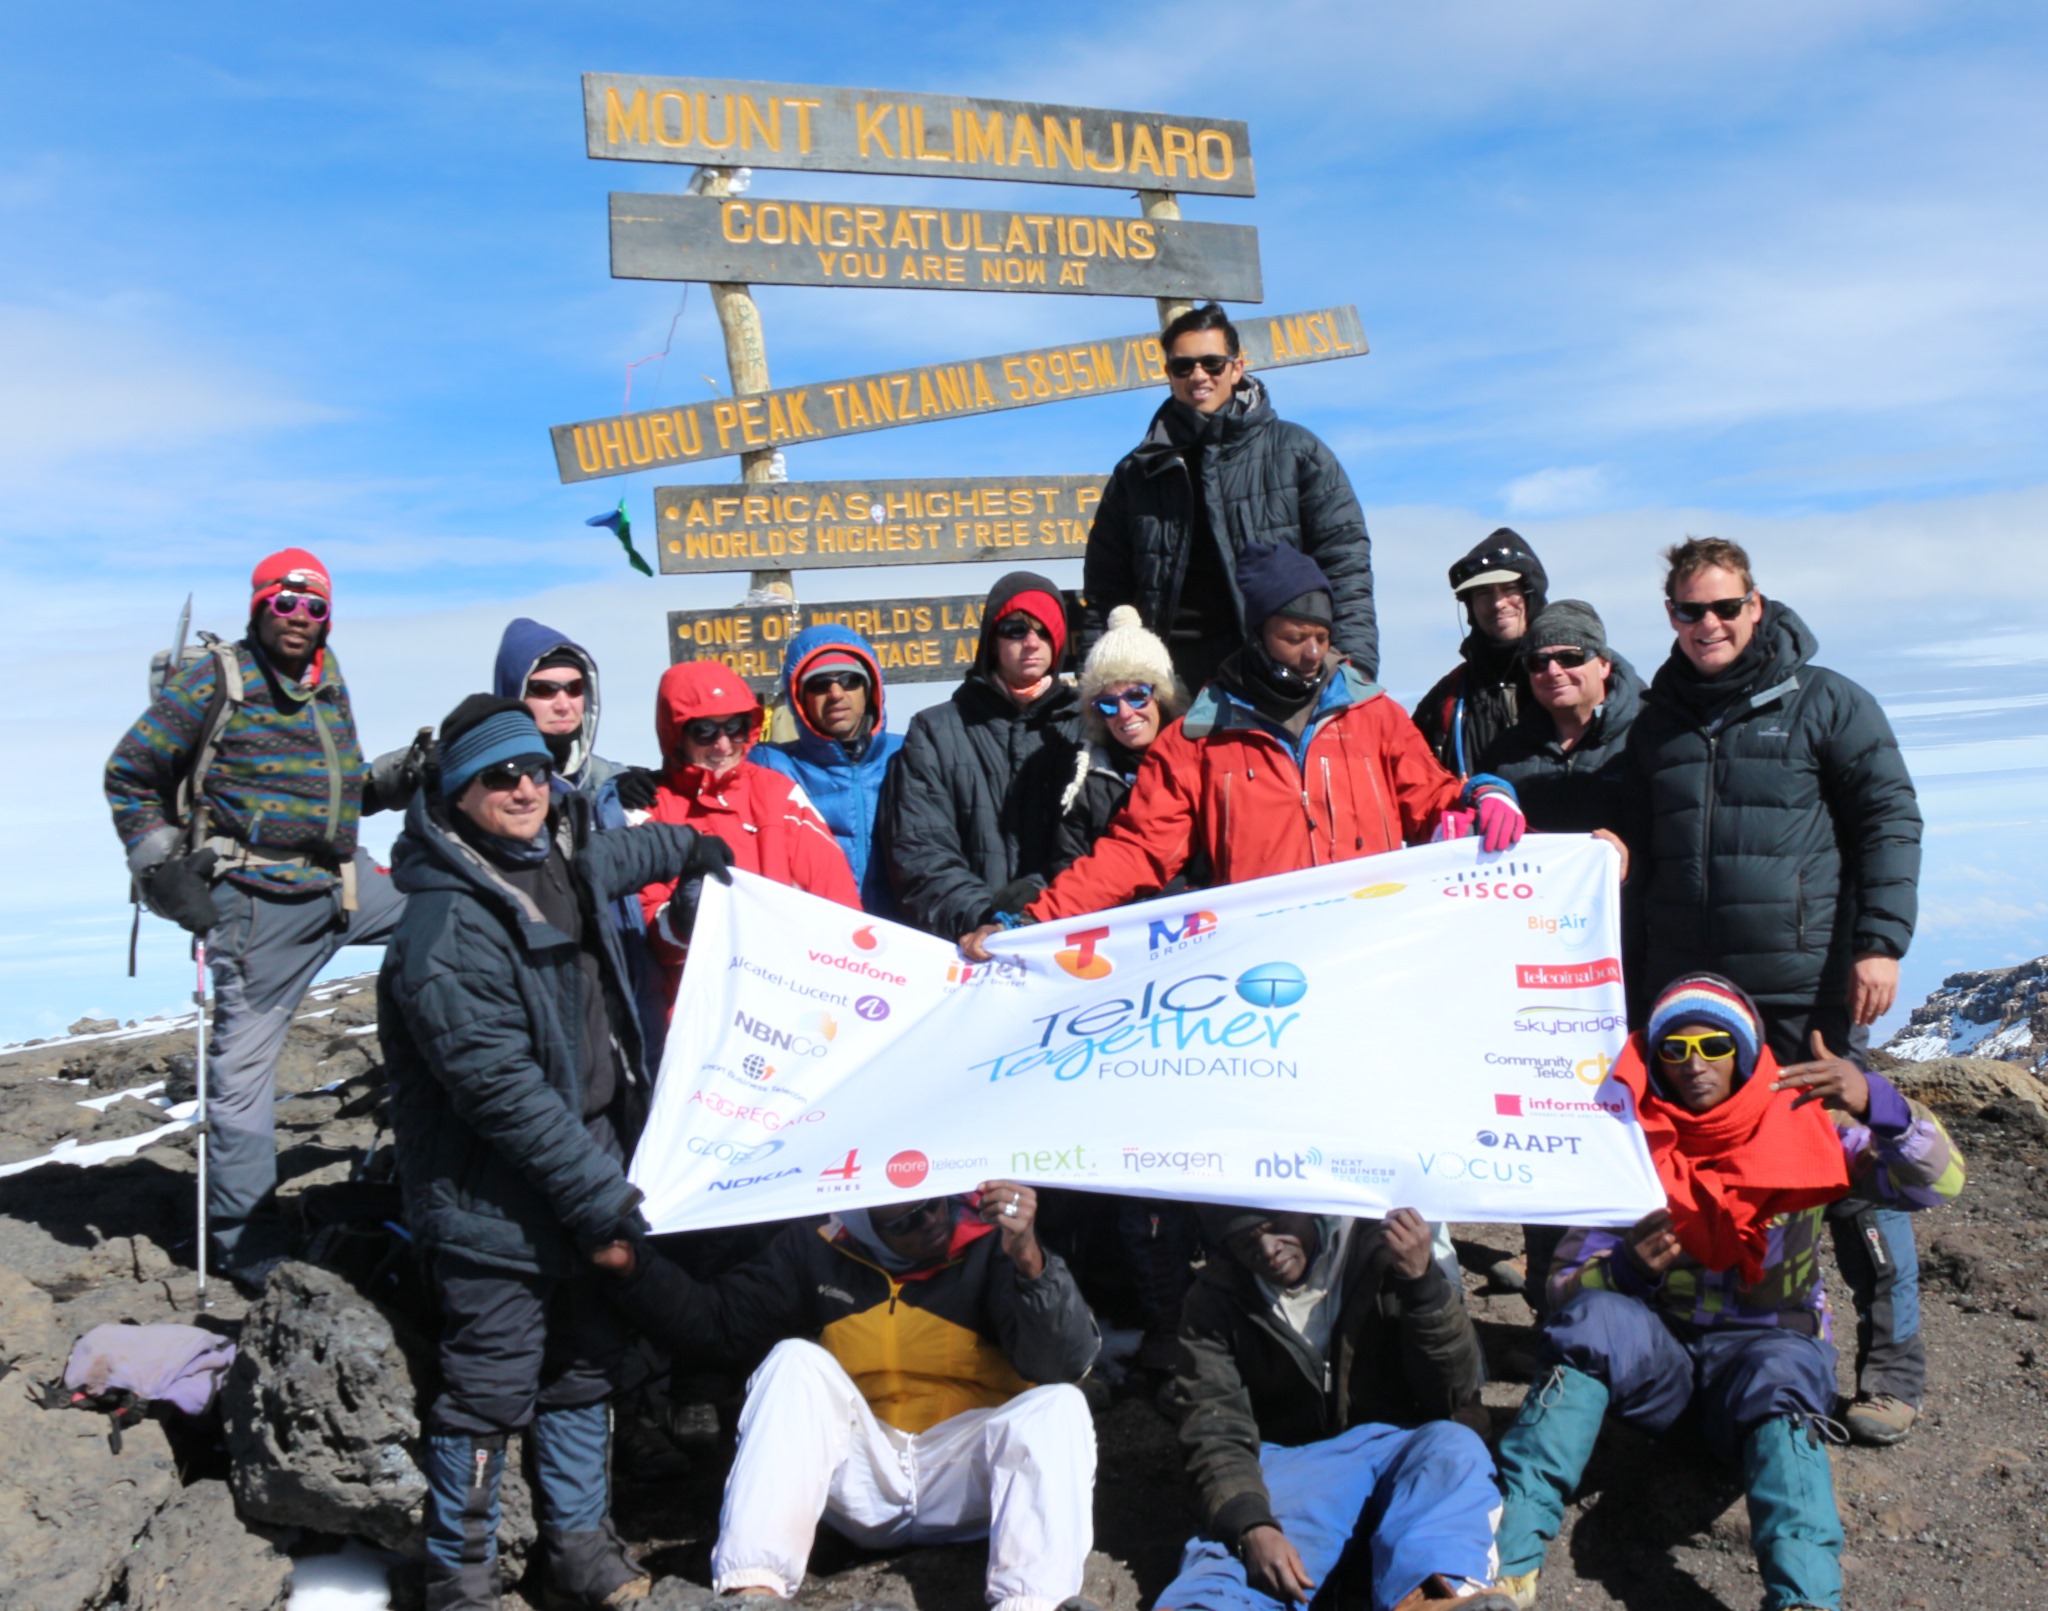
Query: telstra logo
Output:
[[1056, 926, 1114, 980]]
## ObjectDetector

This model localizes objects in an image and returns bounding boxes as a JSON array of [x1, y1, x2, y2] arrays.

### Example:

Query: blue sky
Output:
[[3, 2, 2044, 1040]]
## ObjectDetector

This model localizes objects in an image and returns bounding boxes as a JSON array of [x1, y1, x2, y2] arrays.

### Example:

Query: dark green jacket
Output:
[[1622, 601, 1921, 1021], [379, 790, 704, 1276], [1162, 1220, 1484, 1547]]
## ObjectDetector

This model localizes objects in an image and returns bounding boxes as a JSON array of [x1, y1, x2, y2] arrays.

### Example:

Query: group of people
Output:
[[104, 304, 1952, 1611]]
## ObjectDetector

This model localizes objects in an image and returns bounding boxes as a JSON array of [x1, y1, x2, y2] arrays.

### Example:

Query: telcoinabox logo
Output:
[[1515, 958, 1622, 991], [1055, 926, 1114, 980]]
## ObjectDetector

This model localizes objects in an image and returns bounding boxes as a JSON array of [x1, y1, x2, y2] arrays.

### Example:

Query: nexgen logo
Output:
[[1515, 958, 1622, 990], [1056, 926, 1114, 980]]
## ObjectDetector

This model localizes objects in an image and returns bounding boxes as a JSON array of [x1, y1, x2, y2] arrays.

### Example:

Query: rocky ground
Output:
[[1, 978, 2044, 1610]]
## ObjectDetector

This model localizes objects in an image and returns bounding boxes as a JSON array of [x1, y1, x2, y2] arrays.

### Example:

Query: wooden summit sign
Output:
[[656, 475, 1105, 574], [610, 193, 1261, 300], [554, 305, 1364, 483], [585, 75, 1255, 197], [670, 592, 1046, 691]]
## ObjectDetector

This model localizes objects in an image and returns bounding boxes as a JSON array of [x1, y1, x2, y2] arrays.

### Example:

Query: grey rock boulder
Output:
[[123, 1476, 295, 1611]]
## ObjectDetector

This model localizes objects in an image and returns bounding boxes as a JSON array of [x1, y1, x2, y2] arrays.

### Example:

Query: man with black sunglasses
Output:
[[593, 1180, 1102, 1608], [1414, 529, 1551, 779], [1080, 301, 1377, 694], [106, 547, 408, 1286], [1622, 536, 1927, 1446]]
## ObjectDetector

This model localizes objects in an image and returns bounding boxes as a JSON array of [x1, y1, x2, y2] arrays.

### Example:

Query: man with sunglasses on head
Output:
[[1489, 974, 1961, 1611], [1622, 536, 1927, 1447], [753, 624, 905, 917], [883, 571, 1084, 940], [1081, 302, 1377, 695], [1414, 530, 1550, 779], [592, 1180, 1103, 1609], [381, 695, 737, 1610], [106, 547, 408, 1286]]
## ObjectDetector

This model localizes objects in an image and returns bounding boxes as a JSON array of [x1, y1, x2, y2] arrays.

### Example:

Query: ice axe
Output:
[[192, 935, 212, 1311]]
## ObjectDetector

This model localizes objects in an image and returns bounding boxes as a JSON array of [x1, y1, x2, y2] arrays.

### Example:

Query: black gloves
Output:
[[140, 848, 220, 936], [663, 833, 736, 945], [612, 766, 660, 812], [363, 728, 433, 816], [982, 875, 1046, 925]]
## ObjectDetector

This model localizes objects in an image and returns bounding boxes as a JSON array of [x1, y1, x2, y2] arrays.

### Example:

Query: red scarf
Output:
[[1614, 1035, 1849, 1283]]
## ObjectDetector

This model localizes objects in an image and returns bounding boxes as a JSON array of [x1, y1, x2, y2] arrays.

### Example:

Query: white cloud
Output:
[[1501, 466, 1610, 517]]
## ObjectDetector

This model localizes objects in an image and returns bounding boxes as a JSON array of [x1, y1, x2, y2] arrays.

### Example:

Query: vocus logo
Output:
[[1417, 1150, 1536, 1186], [1255, 1146, 1324, 1180], [1056, 926, 1115, 980]]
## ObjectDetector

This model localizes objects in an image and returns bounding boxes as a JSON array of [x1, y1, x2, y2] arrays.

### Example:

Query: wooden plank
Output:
[[554, 305, 1365, 483], [584, 74, 1255, 197], [656, 475, 1106, 574], [609, 193, 1262, 302], [668, 592, 1029, 692]]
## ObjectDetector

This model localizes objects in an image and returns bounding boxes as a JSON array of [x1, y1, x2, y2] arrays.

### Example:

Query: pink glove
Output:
[[1474, 790, 1526, 852], [1431, 807, 1476, 844]]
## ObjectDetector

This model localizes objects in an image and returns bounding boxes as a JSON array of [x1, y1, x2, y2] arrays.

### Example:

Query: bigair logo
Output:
[[1056, 926, 1115, 980]]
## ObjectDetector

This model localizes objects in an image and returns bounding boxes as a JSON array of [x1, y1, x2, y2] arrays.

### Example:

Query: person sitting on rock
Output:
[[1490, 973, 1965, 1611], [593, 1182, 1104, 1610], [1155, 1204, 1516, 1611]]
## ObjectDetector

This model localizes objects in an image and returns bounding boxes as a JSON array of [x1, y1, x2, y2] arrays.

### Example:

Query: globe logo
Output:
[[742, 1053, 775, 1082], [1235, 962, 1308, 1008]]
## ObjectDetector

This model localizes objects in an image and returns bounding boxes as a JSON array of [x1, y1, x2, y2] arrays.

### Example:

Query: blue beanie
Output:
[[1235, 543, 1333, 634], [1646, 972, 1766, 1091], [439, 695, 553, 798]]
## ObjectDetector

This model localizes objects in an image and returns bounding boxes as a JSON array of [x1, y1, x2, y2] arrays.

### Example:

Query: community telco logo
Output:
[[1055, 926, 1115, 980], [1253, 882, 1406, 920], [687, 1136, 784, 1167], [1512, 1005, 1629, 1037], [686, 1089, 826, 1132], [732, 1008, 837, 1058], [1514, 958, 1622, 991], [1436, 860, 1542, 900], [1121, 1145, 1225, 1176], [968, 962, 1311, 1084], [1147, 909, 1219, 961], [1488, 1049, 1614, 1085], [1526, 911, 1595, 950], [805, 924, 909, 989], [1255, 1146, 1323, 1180], [946, 954, 1028, 988], [816, 1148, 864, 1194], [1496, 1091, 1627, 1118], [1473, 1127, 1583, 1156]]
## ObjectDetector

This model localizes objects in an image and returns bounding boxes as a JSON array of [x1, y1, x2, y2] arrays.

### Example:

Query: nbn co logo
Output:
[[1255, 1147, 1324, 1179]]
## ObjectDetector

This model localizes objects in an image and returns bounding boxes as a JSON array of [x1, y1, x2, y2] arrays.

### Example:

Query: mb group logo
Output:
[[1147, 909, 1218, 961]]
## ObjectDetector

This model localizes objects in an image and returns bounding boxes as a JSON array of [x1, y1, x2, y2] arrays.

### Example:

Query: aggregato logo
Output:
[[686, 1089, 825, 1132], [1476, 1128, 1584, 1155], [886, 1149, 930, 1188], [1515, 958, 1622, 991], [1055, 926, 1115, 980], [1147, 910, 1219, 959], [1437, 861, 1543, 900]]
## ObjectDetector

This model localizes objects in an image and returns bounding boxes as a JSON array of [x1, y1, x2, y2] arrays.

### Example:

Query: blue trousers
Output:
[[1542, 1290, 1836, 1463], [1157, 1421, 1500, 1611]]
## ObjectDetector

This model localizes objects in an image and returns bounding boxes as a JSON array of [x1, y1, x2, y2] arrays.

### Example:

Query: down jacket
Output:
[[882, 572, 1084, 938], [379, 789, 705, 1277], [611, 1208, 1100, 1435], [1623, 601, 1921, 1023], [1081, 377, 1377, 681], [1162, 1220, 1485, 1547], [1025, 661, 1463, 921], [1486, 651, 1644, 834], [751, 623, 904, 915]]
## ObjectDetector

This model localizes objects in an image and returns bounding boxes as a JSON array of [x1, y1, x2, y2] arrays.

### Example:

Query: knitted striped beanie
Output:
[[1647, 972, 1765, 1087]]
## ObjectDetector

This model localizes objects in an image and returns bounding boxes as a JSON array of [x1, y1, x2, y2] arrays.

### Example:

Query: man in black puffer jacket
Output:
[[881, 570, 1083, 939], [1623, 535, 1926, 1449], [1487, 599, 1643, 837], [1414, 528, 1549, 778], [380, 695, 733, 1610], [1080, 302, 1376, 693]]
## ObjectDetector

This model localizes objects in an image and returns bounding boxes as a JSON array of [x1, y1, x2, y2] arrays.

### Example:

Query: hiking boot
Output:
[[1391, 1575, 1522, 1610], [1842, 1393, 1917, 1446], [1135, 1322, 1180, 1373], [1487, 1254, 1528, 1294], [424, 1559, 499, 1611], [535, 1521, 651, 1608], [1490, 1569, 1541, 1609]]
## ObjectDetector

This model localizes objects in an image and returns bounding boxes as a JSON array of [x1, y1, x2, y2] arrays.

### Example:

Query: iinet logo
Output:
[[1514, 958, 1621, 991]]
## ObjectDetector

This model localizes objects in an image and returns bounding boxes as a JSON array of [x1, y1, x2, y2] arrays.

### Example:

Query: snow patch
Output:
[[288, 1540, 398, 1609]]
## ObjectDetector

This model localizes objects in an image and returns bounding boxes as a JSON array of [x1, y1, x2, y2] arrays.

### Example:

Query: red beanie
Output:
[[251, 548, 333, 611], [996, 588, 1068, 665]]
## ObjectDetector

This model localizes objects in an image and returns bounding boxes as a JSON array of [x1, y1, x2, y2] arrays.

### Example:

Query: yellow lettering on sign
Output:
[[711, 400, 740, 450], [971, 364, 996, 407], [1058, 261, 1085, 286], [1003, 216, 1031, 253], [1162, 126, 1197, 178], [598, 421, 627, 470], [1009, 114, 1044, 168], [788, 203, 821, 247], [1084, 123, 1125, 174], [788, 99, 820, 153], [855, 102, 895, 159], [753, 202, 786, 245], [675, 409, 703, 455], [573, 428, 602, 474], [786, 391, 818, 437], [737, 95, 781, 152], [956, 108, 1004, 165], [694, 92, 736, 151], [890, 210, 919, 250], [606, 88, 650, 146], [1196, 129, 1232, 179], [844, 385, 873, 427], [721, 202, 751, 244], [821, 384, 849, 428], [1044, 116, 1084, 172], [909, 106, 950, 162], [1127, 124, 1163, 177], [1128, 221, 1157, 261], [936, 366, 966, 410], [824, 206, 854, 248], [917, 371, 940, 414]]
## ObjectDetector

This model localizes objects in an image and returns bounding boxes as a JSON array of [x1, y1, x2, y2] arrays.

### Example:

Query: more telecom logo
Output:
[[1056, 925, 1114, 980]]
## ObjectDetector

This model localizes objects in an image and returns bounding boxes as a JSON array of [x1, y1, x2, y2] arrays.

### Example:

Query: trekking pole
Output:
[[192, 936, 211, 1312]]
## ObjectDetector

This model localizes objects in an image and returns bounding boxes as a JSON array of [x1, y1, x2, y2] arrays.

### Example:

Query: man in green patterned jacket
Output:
[[106, 548, 406, 1284]]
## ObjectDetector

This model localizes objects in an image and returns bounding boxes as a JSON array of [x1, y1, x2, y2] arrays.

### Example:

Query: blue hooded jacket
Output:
[[752, 623, 903, 915], [492, 617, 623, 798]]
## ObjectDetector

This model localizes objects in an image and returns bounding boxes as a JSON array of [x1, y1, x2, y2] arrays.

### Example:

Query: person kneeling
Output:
[[1491, 973, 1965, 1611], [1157, 1205, 1518, 1611], [596, 1183, 1103, 1610]]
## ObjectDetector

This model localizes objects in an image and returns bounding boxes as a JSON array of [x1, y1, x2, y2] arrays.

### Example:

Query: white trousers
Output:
[[712, 1338, 1096, 1611]]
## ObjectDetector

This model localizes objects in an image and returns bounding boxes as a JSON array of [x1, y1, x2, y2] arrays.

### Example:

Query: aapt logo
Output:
[[1055, 925, 1114, 980], [1147, 910, 1219, 958]]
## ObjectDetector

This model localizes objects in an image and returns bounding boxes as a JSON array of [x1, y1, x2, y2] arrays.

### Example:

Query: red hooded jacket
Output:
[[637, 663, 860, 1002]]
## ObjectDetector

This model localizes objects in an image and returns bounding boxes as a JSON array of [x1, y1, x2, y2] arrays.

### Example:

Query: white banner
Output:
[[632, 836, 1662, 1233]]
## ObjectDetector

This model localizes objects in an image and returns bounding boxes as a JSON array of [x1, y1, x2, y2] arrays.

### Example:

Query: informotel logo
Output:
[[1514, 958, 1622, 991]]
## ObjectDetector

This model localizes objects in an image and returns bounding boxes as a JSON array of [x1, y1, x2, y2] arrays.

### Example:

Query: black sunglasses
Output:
[[994, 615, 1054, 642], [1525, 649, 1590, 672], [803, 670, 867, 694], [525, 676, 586, 701], [476, 757, 552, 792], [1668, 594, 1754, 625], [1092, 684, 1155, 717], [1165, 353, 1235, 379], [683, 714, 754, 745], [875, 1198, 948, 1237]]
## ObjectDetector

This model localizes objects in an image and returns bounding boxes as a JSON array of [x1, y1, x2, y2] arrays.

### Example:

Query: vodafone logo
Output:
[[1055, 925, 1114, 980], [1515, 958, 1622, 991], [886, 1150, 930, 1188], [851, 925, 886, 955]]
